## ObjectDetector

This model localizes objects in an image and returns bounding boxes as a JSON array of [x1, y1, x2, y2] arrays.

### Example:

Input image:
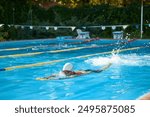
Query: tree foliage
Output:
[[0, 0, 150, 40]]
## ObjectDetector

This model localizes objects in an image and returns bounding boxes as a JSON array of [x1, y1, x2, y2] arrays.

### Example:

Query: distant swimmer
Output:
[[36, 62, 112, 80], [139, 93, 150, 100]]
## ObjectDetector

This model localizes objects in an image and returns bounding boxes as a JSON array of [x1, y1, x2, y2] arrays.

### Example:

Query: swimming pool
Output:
[[0, 39, 150, 100]]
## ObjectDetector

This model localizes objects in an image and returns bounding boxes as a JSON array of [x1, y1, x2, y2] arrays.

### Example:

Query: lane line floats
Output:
[[0, 45, 99, 58], [0, 40, 131, 59], [0, 38, 101, 52], [0, 46, 33, 51], [0, 46, 146, 72]]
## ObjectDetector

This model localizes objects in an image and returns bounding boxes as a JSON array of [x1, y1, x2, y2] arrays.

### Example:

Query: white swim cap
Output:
[[63, 63, 73, 71]]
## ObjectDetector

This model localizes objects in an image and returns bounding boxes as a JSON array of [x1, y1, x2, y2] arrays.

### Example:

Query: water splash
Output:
[[85, 53, 150, 67]]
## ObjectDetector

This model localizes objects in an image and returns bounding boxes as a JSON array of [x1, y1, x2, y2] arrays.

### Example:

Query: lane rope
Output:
[[0, 46, 147, 72], [0, 45, 100, 58], [0, 38, 101, 52], [0, 46, 34, 51], [0, 40, 131, 59]]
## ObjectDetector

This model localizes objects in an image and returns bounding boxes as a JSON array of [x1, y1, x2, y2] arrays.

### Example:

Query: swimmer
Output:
[[36, 62, 112, 80]]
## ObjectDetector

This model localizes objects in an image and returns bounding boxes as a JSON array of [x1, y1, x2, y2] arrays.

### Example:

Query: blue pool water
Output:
[[0, 39, 150, 100]]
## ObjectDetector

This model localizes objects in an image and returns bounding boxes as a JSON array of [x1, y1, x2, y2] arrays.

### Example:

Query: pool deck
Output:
[[139, 93, 150, 100]]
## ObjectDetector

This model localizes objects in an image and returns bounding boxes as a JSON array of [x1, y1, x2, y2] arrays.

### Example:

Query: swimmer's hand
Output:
[[100, 63, 112, 71]]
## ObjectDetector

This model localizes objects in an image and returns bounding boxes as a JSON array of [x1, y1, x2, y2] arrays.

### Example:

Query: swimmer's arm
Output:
[[72, 63, 112, 75], [98, 63, 112, 72], [85, 63, 112, 73]]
